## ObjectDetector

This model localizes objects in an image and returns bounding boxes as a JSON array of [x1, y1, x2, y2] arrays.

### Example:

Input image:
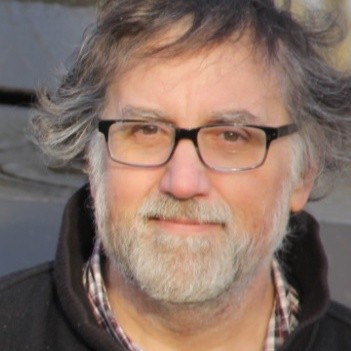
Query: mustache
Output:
[[137, 194, 233, 225]]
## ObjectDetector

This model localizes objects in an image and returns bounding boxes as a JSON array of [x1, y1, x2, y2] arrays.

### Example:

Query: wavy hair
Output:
[[31, 0, 351, 199]]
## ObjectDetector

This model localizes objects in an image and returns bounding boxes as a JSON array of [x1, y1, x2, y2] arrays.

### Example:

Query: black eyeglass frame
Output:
[[98, 119, 299, 172]]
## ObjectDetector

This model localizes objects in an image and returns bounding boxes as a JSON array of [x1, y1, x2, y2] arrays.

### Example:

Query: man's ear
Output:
[[289, 166, 316, 213]]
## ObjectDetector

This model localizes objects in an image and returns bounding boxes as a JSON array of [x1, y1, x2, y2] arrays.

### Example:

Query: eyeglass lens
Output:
[[107, 121, 268, 170]]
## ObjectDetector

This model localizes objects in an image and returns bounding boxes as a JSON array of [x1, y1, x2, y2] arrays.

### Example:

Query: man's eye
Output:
[[132, 124, 159, 135], [221, 129, 248, 142]]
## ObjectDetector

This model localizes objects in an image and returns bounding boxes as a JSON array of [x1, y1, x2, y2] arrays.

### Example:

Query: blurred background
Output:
[[0, 0, 351, 307]]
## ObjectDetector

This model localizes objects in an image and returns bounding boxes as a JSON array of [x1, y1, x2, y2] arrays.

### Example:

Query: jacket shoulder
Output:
[[0, 262, 56, 318], [312, 301, 351, 350], [327, 300, 351, 325], [0, 263, 59, 350], [0, 262, 53, 302], [0, 262, 54, 291]]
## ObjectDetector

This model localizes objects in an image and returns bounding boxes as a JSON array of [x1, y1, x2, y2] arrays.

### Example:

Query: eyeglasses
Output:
[[98, 119, 298, 172]]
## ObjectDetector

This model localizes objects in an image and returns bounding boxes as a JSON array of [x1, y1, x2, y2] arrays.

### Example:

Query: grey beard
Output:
[[95, 188, 291, 305]]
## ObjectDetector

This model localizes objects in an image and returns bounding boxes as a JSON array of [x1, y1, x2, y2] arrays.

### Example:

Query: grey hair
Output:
[[31, 0, 351, 199]]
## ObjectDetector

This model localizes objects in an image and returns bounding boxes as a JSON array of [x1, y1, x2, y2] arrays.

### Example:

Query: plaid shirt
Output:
[[83, 238, 300, 351]]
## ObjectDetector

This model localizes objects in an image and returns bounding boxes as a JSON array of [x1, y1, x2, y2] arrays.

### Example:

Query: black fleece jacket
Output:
[[1, 186, 351, 350]]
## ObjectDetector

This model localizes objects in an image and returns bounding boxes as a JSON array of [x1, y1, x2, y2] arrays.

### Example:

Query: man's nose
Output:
[[159, 140, 211, 199]]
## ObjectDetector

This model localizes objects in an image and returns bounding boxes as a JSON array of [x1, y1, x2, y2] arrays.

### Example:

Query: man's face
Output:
[[91, 37, 311, 304]]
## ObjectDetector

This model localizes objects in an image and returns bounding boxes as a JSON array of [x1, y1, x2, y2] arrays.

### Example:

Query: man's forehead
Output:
[[111, 21, 274, 79], [112, 32, 275, 88], [103, 45, 286, 127]]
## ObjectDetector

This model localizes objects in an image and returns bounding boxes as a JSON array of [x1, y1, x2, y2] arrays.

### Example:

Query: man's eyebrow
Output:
[[120, 106, 261, 124], [209, 110, 260, 124], [121, 106, 166, 120]]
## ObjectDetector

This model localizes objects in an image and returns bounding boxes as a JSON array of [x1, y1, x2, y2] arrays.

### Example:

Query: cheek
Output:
[[104, 164, 162, 220], [210, 167, 291, 233]]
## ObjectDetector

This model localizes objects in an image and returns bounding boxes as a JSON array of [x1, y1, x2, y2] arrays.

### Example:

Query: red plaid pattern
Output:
[[263, 260, 299, 350], [83, 238, 300, 351]]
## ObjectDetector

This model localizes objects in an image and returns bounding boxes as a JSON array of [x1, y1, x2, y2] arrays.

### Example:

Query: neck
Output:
[[104, 258, 275, 351]]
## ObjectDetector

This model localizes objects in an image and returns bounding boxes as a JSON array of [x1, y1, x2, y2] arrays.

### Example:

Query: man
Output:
[[1, 0, 351, 350]]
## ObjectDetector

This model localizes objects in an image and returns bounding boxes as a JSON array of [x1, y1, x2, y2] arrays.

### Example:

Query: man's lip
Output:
[[148, 217, 223, 234], [149, 216, 220, 225]]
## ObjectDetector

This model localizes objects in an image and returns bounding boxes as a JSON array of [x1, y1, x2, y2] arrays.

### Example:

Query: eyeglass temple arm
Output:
[[277, 124, 299, 137], [264, 123, 299, 146]]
